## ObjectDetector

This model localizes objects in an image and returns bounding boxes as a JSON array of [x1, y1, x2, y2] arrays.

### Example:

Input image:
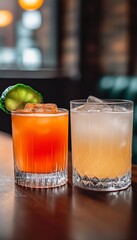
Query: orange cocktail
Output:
[[12, 103, 68, 188]]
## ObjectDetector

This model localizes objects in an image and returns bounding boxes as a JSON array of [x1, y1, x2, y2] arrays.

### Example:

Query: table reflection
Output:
[[70, 187, 132, 240]]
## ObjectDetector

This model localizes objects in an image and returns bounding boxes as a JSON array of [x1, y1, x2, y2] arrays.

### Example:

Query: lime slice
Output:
[[0, 83, 43, 113]]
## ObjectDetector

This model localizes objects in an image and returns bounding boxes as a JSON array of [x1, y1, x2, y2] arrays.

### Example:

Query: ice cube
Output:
[[76, 103, 101, 112], [23, 103, 58, 113], [87, 95, 105, 103], [24, 103, 35, 109], [113, 106, 127, 112], [76, 96, 108, 112], [23, 103, 43, 112], [75, 96, 113, 112], [43, 103, 58, 113], [87, 95, 113, 112]]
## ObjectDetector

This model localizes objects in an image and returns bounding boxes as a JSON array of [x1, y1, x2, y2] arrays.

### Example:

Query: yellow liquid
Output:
[[71, 111, 133, 178]]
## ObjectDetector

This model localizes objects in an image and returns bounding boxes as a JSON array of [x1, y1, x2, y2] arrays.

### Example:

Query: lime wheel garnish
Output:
[[0, 83, 43, 113]]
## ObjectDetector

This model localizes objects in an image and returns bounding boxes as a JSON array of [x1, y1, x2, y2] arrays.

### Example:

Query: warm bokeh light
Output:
[[18, 0, 44, 11], [0, 11, 13, 27]]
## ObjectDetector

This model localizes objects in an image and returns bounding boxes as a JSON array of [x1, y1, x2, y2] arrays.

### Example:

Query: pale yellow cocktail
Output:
[[71, 99, 133, 191]]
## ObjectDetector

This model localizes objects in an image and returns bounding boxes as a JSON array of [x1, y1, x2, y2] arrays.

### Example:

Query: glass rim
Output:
[[70, 99, 133, 105], [11, 108, 68, 116]]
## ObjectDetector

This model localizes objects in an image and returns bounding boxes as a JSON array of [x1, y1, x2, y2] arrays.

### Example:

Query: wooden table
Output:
[[0, 131, 137, 240]]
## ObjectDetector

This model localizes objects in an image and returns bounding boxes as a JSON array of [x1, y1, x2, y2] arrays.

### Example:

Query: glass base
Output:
[[15, 168, 68, 188], [73, 170, 131, 191]]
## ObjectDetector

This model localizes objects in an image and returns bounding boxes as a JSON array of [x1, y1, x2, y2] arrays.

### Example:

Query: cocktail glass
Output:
[[70, 99, 133, 191], [12, 103, 68, 188]]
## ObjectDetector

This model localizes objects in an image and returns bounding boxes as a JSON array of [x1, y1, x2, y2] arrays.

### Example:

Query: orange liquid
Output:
[[12, 112, 68, 173]]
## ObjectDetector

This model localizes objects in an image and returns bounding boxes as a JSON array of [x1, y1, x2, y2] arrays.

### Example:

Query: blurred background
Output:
[[0, 0, 137, 163]]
